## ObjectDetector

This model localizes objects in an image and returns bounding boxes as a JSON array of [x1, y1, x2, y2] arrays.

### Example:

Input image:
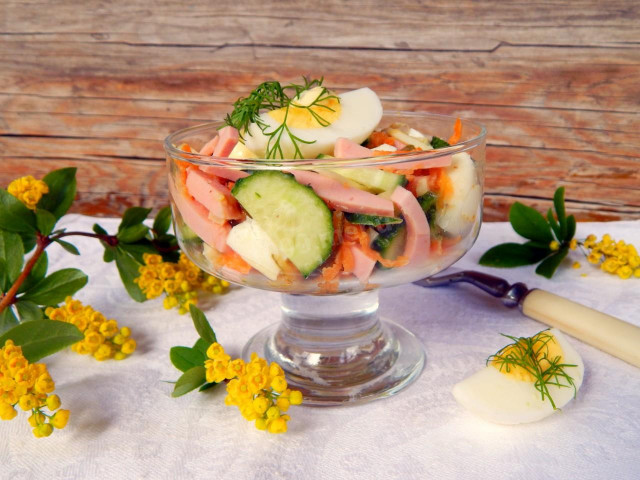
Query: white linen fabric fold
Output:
[[2, 215, 639, 480]]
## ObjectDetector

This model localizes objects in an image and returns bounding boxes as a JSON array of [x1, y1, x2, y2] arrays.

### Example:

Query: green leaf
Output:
[[0, 189, 37, 233], [535, 247, 569, 279], [553, 187, 567, 240], [509, 202, 554, 244], [0, 259, 6, 292], [38, 168, 77, 220], [172, 366, 207, 397], [35, 209, 57, 236], [119, 207, 152, 232], [546, 208, 561, 241], [15, 300, 43, 322], [21, 268, 88, 306], [0, 229, 24, 285], [0, 320, 83, 362], [199, 382, 219, 392], [93, 223, 108, 235], [523, 240, 551, 250], [18, 252, 48, 294], [565, 215, 576, 242], [153, 207, 173, 234], [54, 239, 80, 255], [479, 242, 551, 268], [0, 307, 19, 334], [20, 232, 37, 254], [114, 247, 146, 302], [119, 241, 157, 263], [193, 337, 209, 356], [117, 224, 150, 244], [160, 250, 180, 264], [189, 304, 216, 345], [170, 346, 206, 373], [103, 246, 115, 263]]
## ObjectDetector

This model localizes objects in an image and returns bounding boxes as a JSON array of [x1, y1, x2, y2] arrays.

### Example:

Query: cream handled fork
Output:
[[414, 270, 640, 368]]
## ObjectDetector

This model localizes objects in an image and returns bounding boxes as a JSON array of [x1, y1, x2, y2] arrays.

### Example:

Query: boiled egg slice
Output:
[[226, 218, 283, 281], [435, 152, 481, 237], [452, 328, 584, 424], [243, 86, 382, 159]]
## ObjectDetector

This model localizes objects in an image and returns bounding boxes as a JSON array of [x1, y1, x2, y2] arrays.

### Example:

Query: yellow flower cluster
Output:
[[135, 253, 229, 314], [0, 340, 70, 437], [583, 234, 640, 279], [205, 343, 303, 434], [45, 297, 136, 361], [7, 175, 49, 210]]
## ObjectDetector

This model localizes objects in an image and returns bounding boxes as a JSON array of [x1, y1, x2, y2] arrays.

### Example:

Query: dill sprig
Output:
[[223, 77, 339, 159], [487, 329, 577, 409], [223, 81, 288, 141]]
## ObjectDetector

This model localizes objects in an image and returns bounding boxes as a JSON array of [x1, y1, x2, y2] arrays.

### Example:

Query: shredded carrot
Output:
[[366, 131, 396, 149], [427, 168, 454, 208], [340, 243, 355, 273], [375, 254, 409, 268], [215, 250, 252, 274], [318, 216, 412, 292], [317, 280, 339, 294], [175, 143, 196, 186], [178, 143, 195, 153], [320, 248, 343, 283], [318, 241, 356, 292], [447, 118, 462, 145]]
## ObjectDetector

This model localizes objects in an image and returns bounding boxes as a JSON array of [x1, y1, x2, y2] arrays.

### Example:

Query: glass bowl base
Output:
[[242, 318, 425, 406]]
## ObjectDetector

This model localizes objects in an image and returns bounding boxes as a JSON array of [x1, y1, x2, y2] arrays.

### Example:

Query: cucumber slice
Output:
[[417, 192, 438, 227], [330, 167, 406, 193], [231, 171, 333, 277], [345, 213, 402, 226], [372, 222, 406, 260], [317, 154, 406, 194], [417, 191, 444, 238]]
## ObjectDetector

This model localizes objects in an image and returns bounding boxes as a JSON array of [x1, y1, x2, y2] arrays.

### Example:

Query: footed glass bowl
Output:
[[165, 112, 486, 405]]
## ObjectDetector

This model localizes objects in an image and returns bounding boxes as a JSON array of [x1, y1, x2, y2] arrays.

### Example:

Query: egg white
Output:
[[436, 152, 482, 237], [452, 328, 584, 424], [243, 87, 383, 159]]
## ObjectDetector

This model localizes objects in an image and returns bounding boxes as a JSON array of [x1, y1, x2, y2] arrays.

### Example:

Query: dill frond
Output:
[[487, 329, 577, 409], [223, 77, 339, 159]]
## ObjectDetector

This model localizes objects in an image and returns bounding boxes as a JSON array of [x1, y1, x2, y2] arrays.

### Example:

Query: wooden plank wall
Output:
[[1, 0, 639, 221]]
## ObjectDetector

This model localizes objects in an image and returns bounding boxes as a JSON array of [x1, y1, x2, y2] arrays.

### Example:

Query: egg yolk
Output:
[[268, 86, 341, 129], [490, 332, 564, 382]]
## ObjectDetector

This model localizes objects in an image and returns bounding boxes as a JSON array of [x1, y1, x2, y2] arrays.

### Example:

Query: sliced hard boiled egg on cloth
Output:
[[452, 328, 584, 425], [243, 86, 383, 159]]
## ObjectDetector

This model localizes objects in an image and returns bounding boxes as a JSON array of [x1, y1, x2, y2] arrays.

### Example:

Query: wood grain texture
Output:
[[0, 0, 638, 221]]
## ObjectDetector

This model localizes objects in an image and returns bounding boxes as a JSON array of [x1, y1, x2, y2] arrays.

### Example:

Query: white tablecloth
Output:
[[2, 215, 639, 480]]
